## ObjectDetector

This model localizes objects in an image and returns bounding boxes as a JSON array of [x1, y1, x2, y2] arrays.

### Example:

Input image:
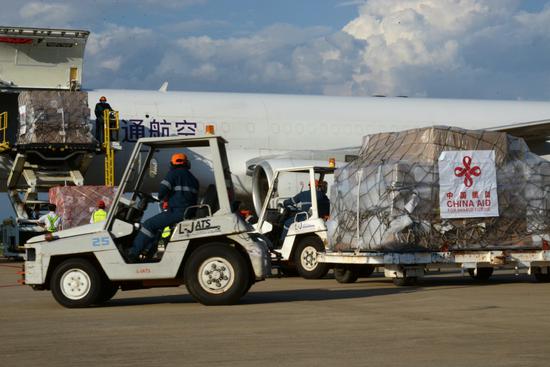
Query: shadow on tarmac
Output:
[[240, 285, 416, 304], [99, 273, 542, 308], [103, 284, 417, 307]]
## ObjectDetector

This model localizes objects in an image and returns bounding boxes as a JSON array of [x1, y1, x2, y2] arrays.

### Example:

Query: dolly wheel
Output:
[[334, 266, 358, 284], [533, 267, 550, 283], [468, 267, 494, 281]]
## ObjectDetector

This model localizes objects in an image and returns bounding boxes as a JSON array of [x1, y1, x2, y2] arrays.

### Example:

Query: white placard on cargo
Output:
[[438, 150, 499, 218], [18, 105, 26, 135]]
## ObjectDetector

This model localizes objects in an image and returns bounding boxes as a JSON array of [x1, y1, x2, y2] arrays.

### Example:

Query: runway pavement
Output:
[[1, 260, 550, 367]]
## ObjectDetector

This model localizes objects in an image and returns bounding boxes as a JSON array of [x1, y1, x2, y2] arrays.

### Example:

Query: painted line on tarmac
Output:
[[0, 264, 23, 269]]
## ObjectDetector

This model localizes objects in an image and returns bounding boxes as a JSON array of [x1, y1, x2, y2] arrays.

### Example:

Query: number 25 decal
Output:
[[92, 237, 110, 247]]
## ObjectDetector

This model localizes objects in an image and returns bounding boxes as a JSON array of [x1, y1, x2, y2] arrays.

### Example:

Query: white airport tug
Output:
[[254, 165, 333, 279], [23, 135, 271, 307]]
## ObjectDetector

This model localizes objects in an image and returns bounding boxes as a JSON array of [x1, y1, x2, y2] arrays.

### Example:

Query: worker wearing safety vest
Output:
[[160, 201, 171, 239], [38, 204, 62, 232], [90, 200, 108, 224]]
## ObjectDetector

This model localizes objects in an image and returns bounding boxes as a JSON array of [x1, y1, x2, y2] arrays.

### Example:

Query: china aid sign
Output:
[[438, 150, 499, 218]]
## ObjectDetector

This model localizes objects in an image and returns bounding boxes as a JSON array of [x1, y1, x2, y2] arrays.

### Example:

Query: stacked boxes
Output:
[[327, 126, 550, 252], [49, 186, 117, 229], [17, 90, 94, 145]]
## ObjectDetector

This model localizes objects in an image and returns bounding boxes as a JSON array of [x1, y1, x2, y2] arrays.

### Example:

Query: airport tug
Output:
[[253, 165, 335, 279], [23, 135, 271, 307]]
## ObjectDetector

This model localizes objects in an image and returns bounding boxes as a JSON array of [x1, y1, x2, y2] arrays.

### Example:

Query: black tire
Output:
[[393, 277, 418, 286], [98, 279, 118, 303], [468, 267, 494, 281], [279, 264, 299, 277], [50, 258, 102, 308], [533, 267, 550, 283], [294, 236, 330, 279], [334, 266, 359, 284], [184, 243, 250, 305], [359, 265, 375, 278], [242, 276, 255, 296]]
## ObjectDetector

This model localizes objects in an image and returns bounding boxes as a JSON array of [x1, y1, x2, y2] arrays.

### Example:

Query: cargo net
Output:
[[17, 90, 94, 146], [49, 186, 116, 229], [326, 126, 550, 252]]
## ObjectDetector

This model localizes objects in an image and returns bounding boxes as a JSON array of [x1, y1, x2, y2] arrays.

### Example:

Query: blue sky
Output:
[[2, 0, 550, 99]]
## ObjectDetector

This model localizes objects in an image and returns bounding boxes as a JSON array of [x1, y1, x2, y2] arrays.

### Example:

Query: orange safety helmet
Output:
[[309, 179, 320, 188], [99, 96, 107, 102], [171, 153, 188, 166], [98, 200, 106, 209]]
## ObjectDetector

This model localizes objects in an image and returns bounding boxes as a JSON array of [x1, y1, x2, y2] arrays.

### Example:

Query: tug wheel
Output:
[[50, 258, 102, 308], [185, 243, 250, 305]]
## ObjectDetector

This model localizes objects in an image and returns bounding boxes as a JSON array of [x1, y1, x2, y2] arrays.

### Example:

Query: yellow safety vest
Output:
[[46, 214, 60, 232], [161, 226, 171, 239], [92, 209, 107, 223]]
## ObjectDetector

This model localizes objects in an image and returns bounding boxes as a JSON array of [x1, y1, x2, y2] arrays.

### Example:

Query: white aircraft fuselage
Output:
[[85, 89, 550, 196], [3, 89, 550, 203]]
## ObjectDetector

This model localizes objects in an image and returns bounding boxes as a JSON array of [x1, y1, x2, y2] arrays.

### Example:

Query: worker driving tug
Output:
[[128, 152, 199, 262], [280, 179, 330, 242]]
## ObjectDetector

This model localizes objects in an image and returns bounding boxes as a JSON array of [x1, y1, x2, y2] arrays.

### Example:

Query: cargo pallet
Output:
[[319, 243, 550, 285]]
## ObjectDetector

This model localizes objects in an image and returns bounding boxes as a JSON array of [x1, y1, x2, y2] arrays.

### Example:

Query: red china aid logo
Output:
[[454, 156, 481, 187]]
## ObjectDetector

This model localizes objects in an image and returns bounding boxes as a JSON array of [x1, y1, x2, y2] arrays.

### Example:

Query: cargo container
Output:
[[318, 127, 550, 285]]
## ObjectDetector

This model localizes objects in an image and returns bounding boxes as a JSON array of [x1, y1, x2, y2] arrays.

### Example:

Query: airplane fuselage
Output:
[[3, 89, 550, 202], [85, 89, 550, 197]]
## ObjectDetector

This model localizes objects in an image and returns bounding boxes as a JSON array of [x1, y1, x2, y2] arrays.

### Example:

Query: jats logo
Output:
[[179, 219, 221, 235]]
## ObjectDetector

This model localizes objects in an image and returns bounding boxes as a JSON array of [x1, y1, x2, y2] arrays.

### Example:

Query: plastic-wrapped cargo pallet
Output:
[[326, 126, 550, 252], [49, 186, 117, 229], [17, 90, 94, 146]]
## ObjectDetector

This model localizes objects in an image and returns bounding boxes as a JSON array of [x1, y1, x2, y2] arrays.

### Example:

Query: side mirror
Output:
[[149, 158, 158, 178]]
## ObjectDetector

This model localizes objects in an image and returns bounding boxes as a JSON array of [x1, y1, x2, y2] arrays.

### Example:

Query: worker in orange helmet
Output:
[[94, 96, 113, 144], [129, 152, 199, 262]]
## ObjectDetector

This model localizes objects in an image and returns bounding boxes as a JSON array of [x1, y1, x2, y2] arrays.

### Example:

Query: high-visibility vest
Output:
[[161, 226, 171, 239], [46, 214, 60, 232], [92, 209, 107, 223]]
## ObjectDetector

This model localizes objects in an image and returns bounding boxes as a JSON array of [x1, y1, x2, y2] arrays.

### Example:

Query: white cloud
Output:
[[3, 0, 550, 100], [19, 2, 76, 25], [340, 0, 550, 98], [168, 19, 231, 33], [132, 0, 207, 9], [99, 56, 122, 71]]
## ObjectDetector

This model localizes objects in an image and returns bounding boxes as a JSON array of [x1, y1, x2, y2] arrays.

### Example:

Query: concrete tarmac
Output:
[[1, 261, 550, 367]]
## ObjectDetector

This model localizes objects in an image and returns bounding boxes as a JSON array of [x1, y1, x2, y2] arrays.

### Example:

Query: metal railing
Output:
[[0, 111, 9, 153], [103, 109, 119, 186]]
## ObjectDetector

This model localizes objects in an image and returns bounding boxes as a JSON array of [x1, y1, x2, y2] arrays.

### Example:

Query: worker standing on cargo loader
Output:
[[38, 204, 62, 232], [94, 96, 112, 144], [280, 180, 330, 242], [90, 200, 108, 224], [128, 153, 199, 262]]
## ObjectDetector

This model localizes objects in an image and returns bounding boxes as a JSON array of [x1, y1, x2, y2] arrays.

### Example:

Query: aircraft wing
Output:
[[489, 119, 550, 142]]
